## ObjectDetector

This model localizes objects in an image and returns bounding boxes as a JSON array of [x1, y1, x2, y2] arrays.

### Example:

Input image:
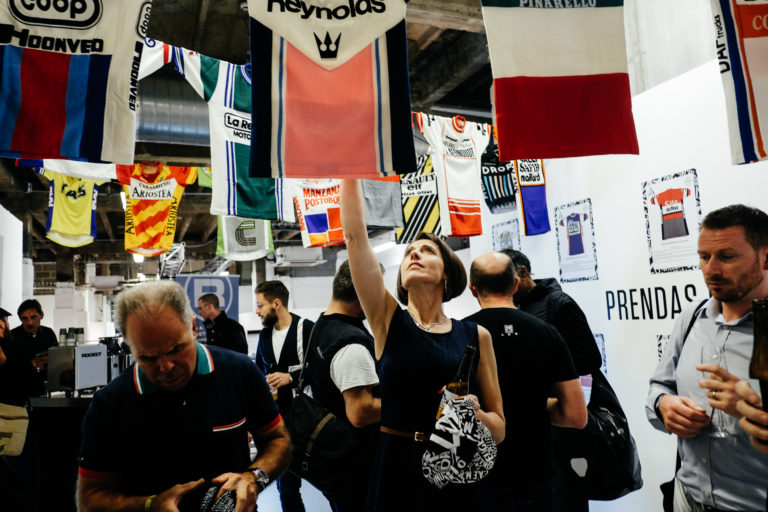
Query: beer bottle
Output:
[[749, 299, 768, 445], [436, 345, 476, 419]]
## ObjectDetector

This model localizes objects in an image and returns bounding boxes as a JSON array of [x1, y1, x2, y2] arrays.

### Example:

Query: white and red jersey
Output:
[[417, 113, 489, 237]]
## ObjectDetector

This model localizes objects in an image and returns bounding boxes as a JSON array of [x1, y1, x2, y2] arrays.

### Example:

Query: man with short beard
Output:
[[646, 204, 768, 512], [254, 280, 314, 512]]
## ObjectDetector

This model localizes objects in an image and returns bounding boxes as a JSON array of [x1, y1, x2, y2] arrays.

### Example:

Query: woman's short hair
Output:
[[396, 232, 467, 304], [114, 280, 193, 337]]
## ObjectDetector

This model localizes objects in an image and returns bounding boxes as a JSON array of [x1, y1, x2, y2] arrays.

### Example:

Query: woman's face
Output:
[[400, 239, 446, 292], [0, 317, 7, 338]]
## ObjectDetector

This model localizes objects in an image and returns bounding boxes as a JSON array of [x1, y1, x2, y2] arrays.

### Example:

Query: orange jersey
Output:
[[118, 162, 198, 256]]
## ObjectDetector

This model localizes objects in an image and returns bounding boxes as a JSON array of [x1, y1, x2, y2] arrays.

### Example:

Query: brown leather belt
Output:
[[380, 426, 427, 442]]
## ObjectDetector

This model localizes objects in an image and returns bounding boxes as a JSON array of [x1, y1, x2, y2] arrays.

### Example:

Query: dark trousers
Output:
[[276, 470, 306, 512], [551, 456, 589, 512], [1, 433, 41, 512]]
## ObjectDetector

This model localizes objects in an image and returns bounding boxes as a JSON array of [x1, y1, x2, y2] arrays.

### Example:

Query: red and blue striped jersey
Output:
[[0, 0, 150, 164]]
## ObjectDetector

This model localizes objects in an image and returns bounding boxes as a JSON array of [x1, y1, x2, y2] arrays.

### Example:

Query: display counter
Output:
[[30, 394, 92, 512]]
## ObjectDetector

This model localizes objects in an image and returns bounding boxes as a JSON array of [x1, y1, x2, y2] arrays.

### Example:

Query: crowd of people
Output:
[[2, 198, 768, 512]]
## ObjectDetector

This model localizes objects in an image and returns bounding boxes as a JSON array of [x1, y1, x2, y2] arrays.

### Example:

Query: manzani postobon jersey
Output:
[[480, 133, 518, 214], [216, 216, 274, 261], [247, 0, 416, 179], [293, 179, 345, 248], [711, 0, 768, 164], [396, 154, 442, 244], [0, 0, 152, 164], [418, 113, 489, 237], [43, 170, 102, 247], [173, 47, 293, 222], [118, 163, 198, 257]]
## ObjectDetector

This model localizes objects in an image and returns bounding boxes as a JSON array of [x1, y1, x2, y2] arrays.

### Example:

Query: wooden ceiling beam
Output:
[[410, 31, 490, 111], [98, 209, 116, 243], [0, 191, 214, 215], [176, 215, 194, 242], [200, 215, 218, 242], [407, 0, 485, 32]]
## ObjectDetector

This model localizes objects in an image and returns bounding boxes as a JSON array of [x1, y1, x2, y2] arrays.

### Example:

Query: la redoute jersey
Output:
[[43, 170, 102, 247], [247, 0, 416, 179], [0, 0, 152, 164], [418, 113, 490, 237], [117, 162, 198, 257], [173, 47, 294, 222]]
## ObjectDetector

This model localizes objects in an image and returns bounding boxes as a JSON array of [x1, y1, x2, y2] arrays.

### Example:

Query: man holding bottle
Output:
[[646, 204, 768, 511], [464, 251, 587, 512]]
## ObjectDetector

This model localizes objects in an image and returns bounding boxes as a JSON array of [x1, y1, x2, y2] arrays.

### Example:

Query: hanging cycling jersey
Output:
[[118, 162, 198, 257], [246, 0, 415, 179], [0, 0, 152, 164]]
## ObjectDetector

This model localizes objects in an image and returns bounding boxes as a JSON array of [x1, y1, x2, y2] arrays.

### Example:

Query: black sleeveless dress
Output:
[[364, 307, 495, 511]]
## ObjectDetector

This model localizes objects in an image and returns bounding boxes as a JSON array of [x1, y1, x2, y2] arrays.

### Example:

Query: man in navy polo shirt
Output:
[[77, 280, 291, 512]]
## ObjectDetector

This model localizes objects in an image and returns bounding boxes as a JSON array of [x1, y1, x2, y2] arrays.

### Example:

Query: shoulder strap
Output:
[[682, 298, 708, 347], [297, 317, 304, 366], [296, 323, 317, 392]]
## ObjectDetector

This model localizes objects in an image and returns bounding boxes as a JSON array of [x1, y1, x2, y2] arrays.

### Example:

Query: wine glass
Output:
[[701, 344, 732, 438]]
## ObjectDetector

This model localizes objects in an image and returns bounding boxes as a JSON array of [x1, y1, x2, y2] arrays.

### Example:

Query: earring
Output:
[[444, 279, 448, 299]]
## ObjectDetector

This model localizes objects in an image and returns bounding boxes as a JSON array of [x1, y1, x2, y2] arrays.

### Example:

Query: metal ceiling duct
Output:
[[136, 77, 211, 146]]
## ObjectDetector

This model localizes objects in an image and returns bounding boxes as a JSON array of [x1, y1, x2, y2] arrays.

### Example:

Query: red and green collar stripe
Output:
[[133, 342, 215, 395]]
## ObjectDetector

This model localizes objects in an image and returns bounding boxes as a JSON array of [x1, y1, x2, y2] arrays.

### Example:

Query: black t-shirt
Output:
[[463, 307, 577, 496], [0, 337, 37, 406], [10, 325, 59, 360], [205, 311, 248, 354]]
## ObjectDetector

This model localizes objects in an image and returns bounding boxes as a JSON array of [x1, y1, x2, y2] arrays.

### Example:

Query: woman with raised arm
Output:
[[339, 179, 505, 510]]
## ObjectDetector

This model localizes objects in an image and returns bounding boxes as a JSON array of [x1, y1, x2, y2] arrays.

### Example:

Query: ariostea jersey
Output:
[[173, 47, 294, 222], [117, 162, 198, 257], [43, 169, 102, 247], [0, 0, 152, 164], [247, 0, 416, 179]]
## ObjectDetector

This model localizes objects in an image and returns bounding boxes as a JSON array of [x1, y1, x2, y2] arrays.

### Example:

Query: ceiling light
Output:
[[133, 254, 144, 263]]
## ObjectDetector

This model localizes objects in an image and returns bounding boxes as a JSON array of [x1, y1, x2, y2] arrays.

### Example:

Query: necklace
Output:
[[408, 310, 450, 332]]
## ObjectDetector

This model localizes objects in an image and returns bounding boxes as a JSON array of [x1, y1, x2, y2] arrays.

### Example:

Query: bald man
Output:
[[464, 252, 586, 512]]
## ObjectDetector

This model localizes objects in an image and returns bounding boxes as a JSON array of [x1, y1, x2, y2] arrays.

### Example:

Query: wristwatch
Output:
[[249, 468, 270, 491]]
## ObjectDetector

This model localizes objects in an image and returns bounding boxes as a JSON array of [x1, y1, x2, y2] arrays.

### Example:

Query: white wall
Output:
[[0, 204, 23, 329], [470, 60, 768, 511]]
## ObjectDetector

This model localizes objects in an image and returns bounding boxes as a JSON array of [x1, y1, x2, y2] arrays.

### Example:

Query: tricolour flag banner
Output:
[[710, 0, 768, 164], [481, 0, 639, 160]]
